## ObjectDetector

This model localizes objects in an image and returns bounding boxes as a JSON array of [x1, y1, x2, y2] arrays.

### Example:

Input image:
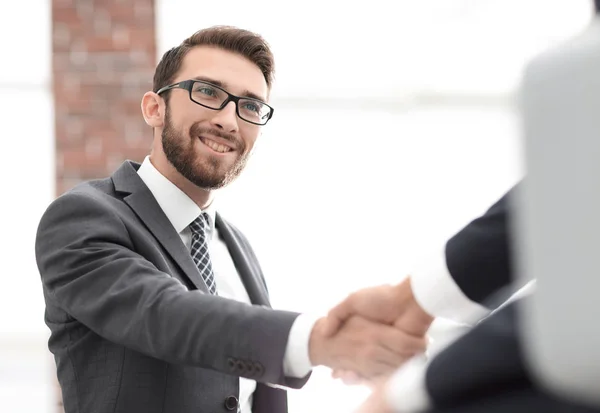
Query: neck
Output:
[[149, 152, 214, 210]]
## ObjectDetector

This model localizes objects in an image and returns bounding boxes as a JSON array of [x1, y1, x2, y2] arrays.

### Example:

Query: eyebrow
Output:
[[191, 76, 266, 102]]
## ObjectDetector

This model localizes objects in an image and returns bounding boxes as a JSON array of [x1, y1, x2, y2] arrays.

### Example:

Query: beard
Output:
[[161, 107, 251, 190]]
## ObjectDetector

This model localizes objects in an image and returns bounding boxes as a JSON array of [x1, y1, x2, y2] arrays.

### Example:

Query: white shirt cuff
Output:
[[282, 313, 320, 378], [410, 248, 491, 325], [385, 355, 431, 413]]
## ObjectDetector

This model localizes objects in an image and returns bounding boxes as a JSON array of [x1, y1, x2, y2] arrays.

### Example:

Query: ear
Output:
[[141, 92, 164, 128]]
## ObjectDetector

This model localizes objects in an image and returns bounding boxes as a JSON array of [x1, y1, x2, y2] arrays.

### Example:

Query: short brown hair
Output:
[[153, 25, 275, 95]]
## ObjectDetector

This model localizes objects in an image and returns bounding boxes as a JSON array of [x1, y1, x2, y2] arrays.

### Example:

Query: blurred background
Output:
[[0, 0, 594, 411]]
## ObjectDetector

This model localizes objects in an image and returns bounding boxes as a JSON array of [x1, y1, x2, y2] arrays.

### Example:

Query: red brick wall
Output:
[[51, 1, 156, 409], [52, 0, 157, 196]]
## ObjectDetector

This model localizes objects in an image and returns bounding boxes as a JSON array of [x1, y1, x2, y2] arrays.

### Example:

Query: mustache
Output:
[[190, 124, 240, 148]]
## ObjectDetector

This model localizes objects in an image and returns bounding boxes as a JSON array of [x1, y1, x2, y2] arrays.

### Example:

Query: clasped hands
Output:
[[308, 277, 434, 390]]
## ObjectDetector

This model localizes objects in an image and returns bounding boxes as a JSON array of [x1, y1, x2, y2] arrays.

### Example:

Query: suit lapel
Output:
[[112, 161, 209, 293], [216, 214, 270, 307]]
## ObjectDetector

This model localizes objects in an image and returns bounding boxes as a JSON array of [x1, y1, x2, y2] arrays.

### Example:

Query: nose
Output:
[[210, 101, 239, 133]]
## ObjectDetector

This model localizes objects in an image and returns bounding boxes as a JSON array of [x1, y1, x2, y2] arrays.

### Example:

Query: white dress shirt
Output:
[[137, 156, 316, 413]]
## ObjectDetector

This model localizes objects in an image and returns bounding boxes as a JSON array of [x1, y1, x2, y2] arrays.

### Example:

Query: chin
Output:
[[189, 157, 245, 190], [190, 170, 230, 190]]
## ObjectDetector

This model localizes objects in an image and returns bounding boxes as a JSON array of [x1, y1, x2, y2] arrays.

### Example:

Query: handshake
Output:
[[307, 277, 434, 387]]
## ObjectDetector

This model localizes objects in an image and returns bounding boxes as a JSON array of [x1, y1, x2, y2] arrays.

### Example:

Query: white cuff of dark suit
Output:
[[410, 248, 492, 325]]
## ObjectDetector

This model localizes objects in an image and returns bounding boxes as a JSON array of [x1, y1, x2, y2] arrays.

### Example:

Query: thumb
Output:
[[322, 299, 354, 336], [333, 369, 364, 385]]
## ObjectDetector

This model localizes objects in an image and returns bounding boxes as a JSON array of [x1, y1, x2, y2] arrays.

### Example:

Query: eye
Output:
[[195, 86, 218, 97], [241, 101, 261, 113]]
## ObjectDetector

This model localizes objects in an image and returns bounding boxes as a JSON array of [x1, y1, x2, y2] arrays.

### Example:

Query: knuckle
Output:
[[389, 336, 412, 353], [405, 334, 426, 351], [347, 291, 358, 301], [362, 344, 379, 360], [349, 315, 366, 329], [375, 326, 392, 340]]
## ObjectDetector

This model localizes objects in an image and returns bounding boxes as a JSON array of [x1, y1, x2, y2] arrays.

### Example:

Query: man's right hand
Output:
[[317, 277, 434, 385], [308, 314, 427, 380], [322, 277, 434, 338]]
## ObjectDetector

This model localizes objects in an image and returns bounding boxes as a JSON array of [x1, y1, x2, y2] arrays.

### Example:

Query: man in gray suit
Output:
[[35, 26, 427, 413]]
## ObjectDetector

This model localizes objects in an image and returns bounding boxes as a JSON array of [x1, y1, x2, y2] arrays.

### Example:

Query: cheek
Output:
[[170, 115, 193, 139], [169, 103, 204, 133], [241, 129, 260, 152]]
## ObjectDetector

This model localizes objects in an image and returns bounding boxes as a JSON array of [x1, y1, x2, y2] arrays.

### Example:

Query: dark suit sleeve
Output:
[[35, 191, 307, 389], [425, 301, 528, 409], [445, 183, 523, 307]]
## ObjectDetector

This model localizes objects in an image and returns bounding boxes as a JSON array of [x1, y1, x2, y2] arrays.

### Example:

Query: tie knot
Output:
[[189, 212, 210, 236]]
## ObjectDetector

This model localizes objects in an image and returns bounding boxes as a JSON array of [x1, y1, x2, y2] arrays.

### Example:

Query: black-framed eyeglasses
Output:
[[156, 79, 274, 126]]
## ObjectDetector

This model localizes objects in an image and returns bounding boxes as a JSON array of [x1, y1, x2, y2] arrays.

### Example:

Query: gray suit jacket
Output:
[[35, 161, 309, 413]]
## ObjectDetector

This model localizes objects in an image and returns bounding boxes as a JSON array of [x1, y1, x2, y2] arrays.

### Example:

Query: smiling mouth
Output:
[[198, 136, 234, 154]]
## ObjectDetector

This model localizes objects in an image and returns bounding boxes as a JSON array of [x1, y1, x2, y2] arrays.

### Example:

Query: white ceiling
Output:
[[158, 0, 594, 99]]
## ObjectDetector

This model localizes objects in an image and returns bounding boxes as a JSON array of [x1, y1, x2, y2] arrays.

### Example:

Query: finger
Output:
[[331, 369, 353, 380], [370, 345, 411, 372], [334, 369, 382, 388], [335, 370, 387, 389], [351, 344, 408, 379], [332, 369, 357, 379], [338, 370, 364, 386], [380, 325, 428, 356], [322, 297, 356, 336], [320, 316, 343, 337], [339, 318, 412, 377], [393, 300, 434, 336], [354, 390, 394, 413], [365, 374, 390, 390]]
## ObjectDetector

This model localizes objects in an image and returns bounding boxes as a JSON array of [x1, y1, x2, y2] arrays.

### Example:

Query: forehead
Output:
[[176, 46, 269, 101]]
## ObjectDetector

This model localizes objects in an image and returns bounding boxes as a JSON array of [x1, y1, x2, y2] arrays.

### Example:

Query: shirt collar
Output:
[[137, 156, 216, 239]]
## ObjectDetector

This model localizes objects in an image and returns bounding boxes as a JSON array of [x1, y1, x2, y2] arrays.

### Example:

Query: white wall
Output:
[[0, 0, 55, 412], [156, 0, 592, 411]]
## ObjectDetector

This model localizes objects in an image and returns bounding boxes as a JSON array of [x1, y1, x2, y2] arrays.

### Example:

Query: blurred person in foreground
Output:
[[328, 181, 600, 413], [35, 26, 427, 413]]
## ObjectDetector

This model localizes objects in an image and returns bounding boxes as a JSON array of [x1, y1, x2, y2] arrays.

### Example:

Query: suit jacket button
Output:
[[224, 395, 239, 411], [236, 360, 245, 372], [227, 358, 236, 372]]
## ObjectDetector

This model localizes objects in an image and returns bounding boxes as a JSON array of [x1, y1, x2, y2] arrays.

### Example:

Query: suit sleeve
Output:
[[225, 224, 317, 380], [35, 190, 308, 389], [410, 184, 522, 323], [385, 301, 524, 412], [444, 188, 514, 305]]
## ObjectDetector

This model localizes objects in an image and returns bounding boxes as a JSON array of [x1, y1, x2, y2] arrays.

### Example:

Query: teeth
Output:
[[201, 137, 231, 153]]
